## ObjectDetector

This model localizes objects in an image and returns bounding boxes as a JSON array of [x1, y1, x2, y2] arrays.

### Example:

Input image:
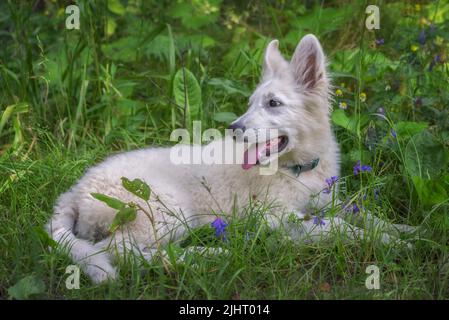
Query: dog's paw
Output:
[[83, 254, 117, 284]]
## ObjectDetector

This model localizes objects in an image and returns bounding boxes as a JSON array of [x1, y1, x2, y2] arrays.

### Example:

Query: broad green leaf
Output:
[[91, 193, 126, 210], [110, 206, 138, 231], [412, 176, 448, 206], [108, 0, 126, 15], [116, 98, 144, 115], [121, 177, 151, 201], [405, 130, 448, 178], [106, 19, 117, 36], [213, 112, 238, 124], [394, 121, 428, 138], [208, 78, 250, 97], [331, 109, 368, 133], [8, 275, 45, 300], [102, 36, 140, 62], [173, 68, 202, 127]]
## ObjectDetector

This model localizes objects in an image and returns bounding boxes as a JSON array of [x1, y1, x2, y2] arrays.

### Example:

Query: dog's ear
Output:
[[263, 40, 288, 77], [290, 34, 327, 92]]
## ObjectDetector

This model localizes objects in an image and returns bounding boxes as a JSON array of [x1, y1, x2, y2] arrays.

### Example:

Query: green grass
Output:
[[1, 0, 449, 299]]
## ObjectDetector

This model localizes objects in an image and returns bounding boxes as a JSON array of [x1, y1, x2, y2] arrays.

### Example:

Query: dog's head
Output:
[[229, 34, 333, 169]]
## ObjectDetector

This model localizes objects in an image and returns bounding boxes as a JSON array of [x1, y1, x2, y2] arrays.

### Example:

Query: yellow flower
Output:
[[411, 45, 419, 52], [415, 4, 421, 12], [435, 36, 444, 46], [359, 92, 367, 102], [338, 102, 348, 110], [419, 17, 430, 27], [335, 89, 343, 97]]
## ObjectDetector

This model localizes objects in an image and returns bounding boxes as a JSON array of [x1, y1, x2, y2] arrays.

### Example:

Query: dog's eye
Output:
[[268, 99, 281, 107]]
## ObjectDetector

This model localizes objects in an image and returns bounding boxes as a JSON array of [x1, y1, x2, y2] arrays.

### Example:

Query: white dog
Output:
[[47, 34, 412, 283]]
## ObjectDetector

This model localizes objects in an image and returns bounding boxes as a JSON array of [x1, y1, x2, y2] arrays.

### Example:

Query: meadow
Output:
[[0, 0, 448, 299]]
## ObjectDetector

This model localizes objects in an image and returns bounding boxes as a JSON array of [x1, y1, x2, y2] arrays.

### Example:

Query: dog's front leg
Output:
[[337, 208, 417, 237], [268, 212, 396, 245]]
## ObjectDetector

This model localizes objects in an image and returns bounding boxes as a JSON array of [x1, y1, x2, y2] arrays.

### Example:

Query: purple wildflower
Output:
[[313, 216, 326, 226], [323, 176, 339, 194], [429, 54, 441, 71], [377, 107, 385, 115], [363, 189, 380, 201], [353, 161, 372, 175], [211, 218, 228, 239], [375, 38, 384, 46], [344, 202, 361, 214], [418, 29, 426, 45], [374, 188, 380, 200], [390, 128, 397, 138]]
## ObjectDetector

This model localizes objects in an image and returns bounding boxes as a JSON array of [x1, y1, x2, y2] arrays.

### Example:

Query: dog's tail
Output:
[[46, 191, 116, 283]]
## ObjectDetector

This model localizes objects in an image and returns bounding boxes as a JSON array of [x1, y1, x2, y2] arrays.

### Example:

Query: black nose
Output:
[[228, 122, 246, 132]]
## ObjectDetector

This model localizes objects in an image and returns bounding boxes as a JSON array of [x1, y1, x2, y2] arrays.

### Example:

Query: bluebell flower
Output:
[[353, 161, 372, 175], [323, 176, 338, 194], [375, 38, 384, 46], [429, 54, 441, 71], [211, 217, 228, 240], [313, 216, 326, 226], [390, 128, 397, 138], [418, 29, 426, 45], [374, 188, 380, 200], [377, 107, 385, 115], [363, 189, 380, 201], [344, 202, 360, 214]]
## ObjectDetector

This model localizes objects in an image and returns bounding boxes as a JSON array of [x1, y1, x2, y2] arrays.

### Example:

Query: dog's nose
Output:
[[228, 122, 246, 132]]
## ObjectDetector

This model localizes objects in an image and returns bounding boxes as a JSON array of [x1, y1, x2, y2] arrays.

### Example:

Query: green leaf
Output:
[[0, 102, 29, 136], [106, 19, 117, 36], [405, 130, 448, 178], [91, 193, 126, 210], [412, 176, 448, 206], [108, 0, 126, 15], [33, 226, 57, 249], [173, 68, 202, 127], [394, 121, 428, 138], [102, 36, 140, 62], [121, 177, 150, 201], [331, 109, 368, 133], [8, 275, 45, 300], [213, 112, 238, 124], [208, 78, 250, 97], [109, 206, 138, 232]]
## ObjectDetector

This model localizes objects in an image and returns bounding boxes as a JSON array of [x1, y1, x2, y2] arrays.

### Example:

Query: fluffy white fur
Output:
[[47, 35, 411, 283]]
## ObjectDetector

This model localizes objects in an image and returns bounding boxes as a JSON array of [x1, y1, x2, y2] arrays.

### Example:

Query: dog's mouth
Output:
[[242, 135, 289, 170]]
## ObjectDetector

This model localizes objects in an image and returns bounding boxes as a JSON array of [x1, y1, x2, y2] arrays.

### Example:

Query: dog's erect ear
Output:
[[290, 34, 327, 92], [263, 40, 288, 77]]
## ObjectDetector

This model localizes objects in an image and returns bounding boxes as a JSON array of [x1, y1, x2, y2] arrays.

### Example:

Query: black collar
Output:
[[283, 158, 320, 177]]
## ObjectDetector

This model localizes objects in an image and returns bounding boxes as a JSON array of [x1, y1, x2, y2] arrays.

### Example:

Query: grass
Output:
[[1, 0, 448, 299]]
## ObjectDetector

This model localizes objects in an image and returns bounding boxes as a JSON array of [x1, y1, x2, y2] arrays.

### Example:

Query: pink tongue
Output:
[[242, 144, 260, 170], [242, 138, 281, 170]]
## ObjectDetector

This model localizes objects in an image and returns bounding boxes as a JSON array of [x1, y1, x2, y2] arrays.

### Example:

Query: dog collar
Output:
[[284, 158, 319, 177]]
